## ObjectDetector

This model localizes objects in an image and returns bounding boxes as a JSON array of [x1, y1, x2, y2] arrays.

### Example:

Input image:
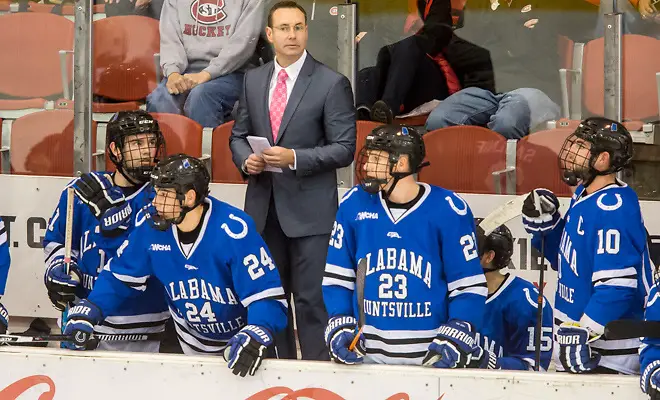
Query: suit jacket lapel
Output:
[[261, 63, 275, 145], [275, 56, 315, 145]]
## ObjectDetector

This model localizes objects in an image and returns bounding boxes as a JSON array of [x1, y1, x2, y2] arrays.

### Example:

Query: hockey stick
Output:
[[0, 332, 164, 345], [477, 193, 527, 236], [60, 187, 76, 344], [604, 319, 660, 340], [349, 258, 367, 352], [533, 193, 546, 372]]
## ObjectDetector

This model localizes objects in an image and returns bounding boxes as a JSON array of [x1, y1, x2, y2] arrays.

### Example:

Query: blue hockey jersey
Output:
[[480, 274, 553, 371], [529, 181, 653, 374], [322, 184, 487, 365], [0, 218, 10, 297], [43, 174, 169, 342], [640, 283, 660, 394], [88, 196, 288, 355]]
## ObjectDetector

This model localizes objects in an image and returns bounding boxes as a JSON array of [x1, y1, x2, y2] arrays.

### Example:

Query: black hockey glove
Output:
[[223, 325, 273, 377], [73, 173, 132, 237], [44, 255, 82, 311], [521, 188, 560, 235], [423, 319, 480, 368]]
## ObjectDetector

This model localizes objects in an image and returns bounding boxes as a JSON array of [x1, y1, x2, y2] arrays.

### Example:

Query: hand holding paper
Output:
[[246, 136, 282, 173]]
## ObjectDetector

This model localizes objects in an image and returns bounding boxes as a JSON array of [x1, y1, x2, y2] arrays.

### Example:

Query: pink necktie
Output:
[[270, 69, 289, 142]]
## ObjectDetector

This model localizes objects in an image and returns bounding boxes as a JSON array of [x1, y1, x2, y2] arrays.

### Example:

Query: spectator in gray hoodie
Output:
[[147, 0, 265, 127]]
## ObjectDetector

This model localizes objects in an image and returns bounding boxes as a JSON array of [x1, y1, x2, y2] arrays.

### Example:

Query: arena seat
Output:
[[516, 128, 574, 197], [211, 121, 244, 183], [418, 126, 507, 194], [0, 13, 73, 111], [9, 110, 97, 176]]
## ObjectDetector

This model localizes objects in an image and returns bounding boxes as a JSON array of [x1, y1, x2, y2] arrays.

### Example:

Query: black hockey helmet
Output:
[[558, 117, 633, 187], [146, 154, 210, 230], [106, 110, 165, 185], [474, 218, 514, 271], [356, 124, 429, 196]]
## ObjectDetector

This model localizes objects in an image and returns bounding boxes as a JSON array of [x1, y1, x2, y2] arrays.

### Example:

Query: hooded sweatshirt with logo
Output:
[[160, 0, 265, 79]]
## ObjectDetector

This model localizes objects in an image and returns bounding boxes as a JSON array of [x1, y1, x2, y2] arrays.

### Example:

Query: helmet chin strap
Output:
[[148, 194, 197, 231]]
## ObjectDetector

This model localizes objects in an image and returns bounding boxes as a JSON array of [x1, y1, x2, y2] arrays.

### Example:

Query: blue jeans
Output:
[[146, 71, 244, 128], [425, 87, 561, 140]]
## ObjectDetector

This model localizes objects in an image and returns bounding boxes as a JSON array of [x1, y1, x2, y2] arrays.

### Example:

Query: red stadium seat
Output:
[[211, 121, 244, 183], [516, 129, 574, 197], [0, 13, 73, 106], [418, 126, 507, 194], [10, 110, 97, 176], [92, 16, 160, 102], [582, 35, 660, 121]]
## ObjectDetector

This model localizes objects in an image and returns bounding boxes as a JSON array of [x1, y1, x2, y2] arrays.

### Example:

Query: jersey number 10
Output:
[[597, 229, 620, 255]]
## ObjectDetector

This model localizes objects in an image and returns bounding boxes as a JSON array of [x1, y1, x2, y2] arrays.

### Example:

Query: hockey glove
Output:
[[324, 315, 366, 365], [423, 319, 480, 369], [522, 189, 561, 234], [73, 173, 132, 237], [0, 301, 8, 334], [641, 361, 660, 400], [556, 322, 601, 373], [468, 346, 500, 369], [63, 299, 103, 350], [44, 256, 82, 311], [224, 325, 273, 377]]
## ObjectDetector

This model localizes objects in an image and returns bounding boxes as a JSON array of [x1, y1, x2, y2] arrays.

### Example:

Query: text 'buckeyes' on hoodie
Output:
[[159, 0, 264, 80]]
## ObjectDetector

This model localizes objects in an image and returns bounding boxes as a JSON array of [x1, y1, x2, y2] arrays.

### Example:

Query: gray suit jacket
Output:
[[229, 54, 356, 238]]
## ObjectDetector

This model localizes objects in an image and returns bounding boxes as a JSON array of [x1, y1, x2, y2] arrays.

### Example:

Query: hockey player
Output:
[[322, 124, 487, 367], [43, 110, 170, 352], [63, 154, 288, 378], [522, 117, 652, 374], [640, 265, 660, 398], [471, 220, 553, 371], [0, 218, 10, 334]]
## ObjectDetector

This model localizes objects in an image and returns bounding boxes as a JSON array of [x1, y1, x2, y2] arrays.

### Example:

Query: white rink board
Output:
[[2, 175, 660, 319], [0, 346, 647, 399]]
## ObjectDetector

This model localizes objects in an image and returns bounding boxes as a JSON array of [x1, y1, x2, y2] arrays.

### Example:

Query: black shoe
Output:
[[370, 100, 394, 124]]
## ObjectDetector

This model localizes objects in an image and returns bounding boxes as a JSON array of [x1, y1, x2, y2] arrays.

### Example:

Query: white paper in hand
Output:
[[247, 136, 283, 173]]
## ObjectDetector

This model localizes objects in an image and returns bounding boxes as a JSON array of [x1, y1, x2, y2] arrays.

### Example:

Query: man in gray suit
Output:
[[229, 0, 356, 361]]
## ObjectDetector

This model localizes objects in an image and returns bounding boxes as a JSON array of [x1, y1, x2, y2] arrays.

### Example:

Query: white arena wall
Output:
[[0, 346, 648, 399]]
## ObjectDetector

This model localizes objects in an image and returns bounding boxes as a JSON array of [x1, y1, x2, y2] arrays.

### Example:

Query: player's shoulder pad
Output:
[[209, 197, 256, 241], [426, 184, 471, 218]]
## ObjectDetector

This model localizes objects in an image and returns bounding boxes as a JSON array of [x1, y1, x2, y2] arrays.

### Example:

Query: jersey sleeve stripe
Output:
[[448, 284, 488, 298], [241, 287, 286, 308], [592, 267, 637, 282], [593, 277, 637, 289], [43, 242, 65, 263], [322, 276, 355, 290], [0, 231, 6, 245], [324, 271, 355, 283], [447, 275, 487, 291], [325, 263, 356, 278], [111, 272, 149, 285]]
